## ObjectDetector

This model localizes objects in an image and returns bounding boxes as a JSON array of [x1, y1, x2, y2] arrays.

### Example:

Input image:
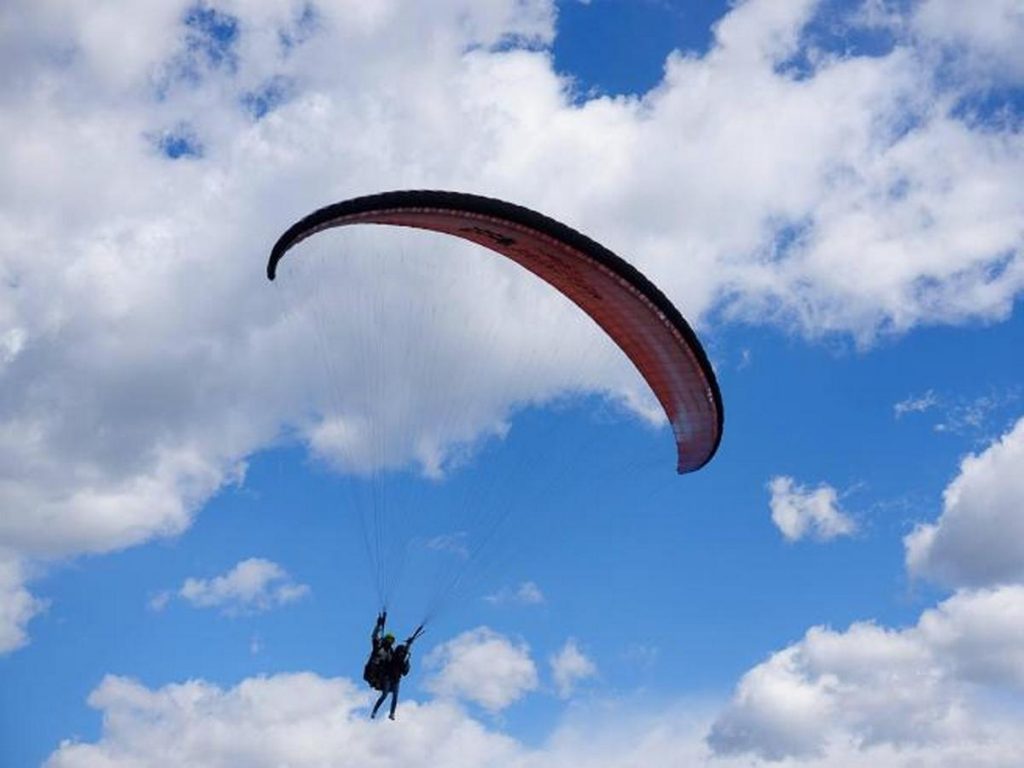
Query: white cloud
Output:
[[707, 585, 1024, 762], [906, 416, 1024, 588], [913, 0, 1024, 83], [713, 413, 1024, 761], [45, 672, 521, 768], [424, 627, 538, 712], [485, 580, 545, 605], [768, 476, 856, 542], [174, 558, 310, 615], [917, 587, 1024, 689], [44, 667, 1024, 768], [0, 554, 48, 653], [0, 0, 1022, 652], [550, 639, 596, 699]]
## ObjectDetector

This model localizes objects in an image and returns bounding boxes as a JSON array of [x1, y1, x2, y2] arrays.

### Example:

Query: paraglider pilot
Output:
[[366, 611, 393, 684], [365, 611, 424, 720]]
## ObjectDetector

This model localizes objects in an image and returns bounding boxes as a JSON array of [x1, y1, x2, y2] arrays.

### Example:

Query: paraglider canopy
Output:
[[268, 190, 723, 473]]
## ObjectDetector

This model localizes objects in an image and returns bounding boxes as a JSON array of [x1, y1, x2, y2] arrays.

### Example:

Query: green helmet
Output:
[[383, 633, 395, 645]]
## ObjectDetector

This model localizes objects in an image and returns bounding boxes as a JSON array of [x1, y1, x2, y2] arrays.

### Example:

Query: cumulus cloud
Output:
[[1, 0, 1022, 652], [424, 627, 538, 712], [713, 412, 1024, 762], [905, 416, 1024, 588], [550, 638, 596, 698], [168, 558, 310, 615], [45, 668, 1024, 768], [485, 580, 545, 605], [768, 476, 856, 542], [707, 585, 1024, 762], [45, 673, 520, 768]]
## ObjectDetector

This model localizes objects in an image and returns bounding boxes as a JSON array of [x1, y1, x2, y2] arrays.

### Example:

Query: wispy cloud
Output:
[[425, 533, 470, 560], [933, 390, 1021, 436], [147, 590, 172, 612], [894, 390, 939, 418], [485, 581, 545, 606], [737, 348, 753, 370], [894, 387, 1020, 436]]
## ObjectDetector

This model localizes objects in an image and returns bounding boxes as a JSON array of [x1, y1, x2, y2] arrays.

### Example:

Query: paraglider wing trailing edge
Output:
[[267, 190, 723, 473]]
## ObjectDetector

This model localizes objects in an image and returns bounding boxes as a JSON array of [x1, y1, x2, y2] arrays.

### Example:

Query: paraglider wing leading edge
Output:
[[267, 190, 723, 473]]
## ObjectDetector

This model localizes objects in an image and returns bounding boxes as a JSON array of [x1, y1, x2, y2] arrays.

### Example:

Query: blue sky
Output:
[[1, 1, 1023, 767]]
